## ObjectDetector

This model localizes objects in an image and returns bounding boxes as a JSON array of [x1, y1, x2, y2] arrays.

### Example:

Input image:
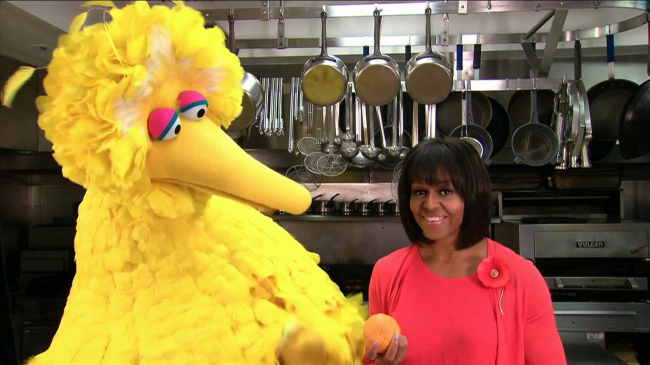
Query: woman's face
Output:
[[409, 180, 465, 244]]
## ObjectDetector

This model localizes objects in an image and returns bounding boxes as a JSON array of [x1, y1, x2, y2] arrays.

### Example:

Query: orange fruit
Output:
[[363, 313, 401, 354]]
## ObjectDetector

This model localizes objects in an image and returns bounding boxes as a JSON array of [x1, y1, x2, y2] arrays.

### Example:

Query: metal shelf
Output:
[[452, 78, 564, 92]]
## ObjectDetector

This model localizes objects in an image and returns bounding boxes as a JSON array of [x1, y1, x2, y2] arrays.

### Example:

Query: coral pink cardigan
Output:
[[365, 239, 566, 365]]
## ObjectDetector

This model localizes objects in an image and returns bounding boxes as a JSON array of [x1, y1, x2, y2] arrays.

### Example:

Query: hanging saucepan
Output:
[[511, 80, 559, 166], [449, 87, 494, 162], [404, 7, 453, 105], [226, 12, 264, 132], [301, 9, 348, 107], [354, 9, 401, 106], [587, 34, 639, 142], [437, 44, 492, 136], [618, 79, 650, 159]]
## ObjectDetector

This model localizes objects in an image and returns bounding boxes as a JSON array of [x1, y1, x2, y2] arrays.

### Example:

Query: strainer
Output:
[[305, 106, 327, 174], [297, 102, 320, 155], [392, 160, 403, 201], [286, 165, 321, 192]]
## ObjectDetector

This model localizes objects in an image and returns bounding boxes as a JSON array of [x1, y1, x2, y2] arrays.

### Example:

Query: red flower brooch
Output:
[[477, 257, 511, 315]]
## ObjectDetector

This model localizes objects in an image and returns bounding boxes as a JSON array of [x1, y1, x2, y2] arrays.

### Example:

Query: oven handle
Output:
[[549, 277, 647, 291], [554, 310, 637, 316]]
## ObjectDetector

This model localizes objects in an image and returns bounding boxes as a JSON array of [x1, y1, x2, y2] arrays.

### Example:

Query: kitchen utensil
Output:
[[373, 199, 395, 216], [226, 13, 264, 132], [507, 89, 556, 129], [587, 34, 639, 141], [385, 92, 404, 159], [305, 106, 327, 174], [301, 9, 348, 106], [340, 199, 358, 216], [405, 7, 453, 105], [359, 102, 381, 159], [347, 95, 375, 168], [354, 9, 401, 106], [297, 101, 320, 155], [286, 165, 321, 192], [438, 45, 492, 136], [356, 200, 376, 216], [511, 76, 559, 166], [317, 105, 347, 176]]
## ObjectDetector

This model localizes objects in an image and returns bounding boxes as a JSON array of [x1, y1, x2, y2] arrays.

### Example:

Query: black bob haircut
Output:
[[398, 138, 491, 250]]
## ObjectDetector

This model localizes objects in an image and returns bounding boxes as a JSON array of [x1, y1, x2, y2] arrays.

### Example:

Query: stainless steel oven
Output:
[[493, 222, 650, 333]]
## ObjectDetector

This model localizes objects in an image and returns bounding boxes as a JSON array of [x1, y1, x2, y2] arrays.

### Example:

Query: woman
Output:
[[364, 138, 566, 365]]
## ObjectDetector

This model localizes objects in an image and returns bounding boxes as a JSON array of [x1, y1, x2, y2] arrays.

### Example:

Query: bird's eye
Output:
[[148, 108, 181, 141], [178, 90, 208, 121]]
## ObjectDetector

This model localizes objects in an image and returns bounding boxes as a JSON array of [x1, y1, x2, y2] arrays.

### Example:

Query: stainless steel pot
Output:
[[340, 199, 358, 216], [227, 13, 264, 132], [310, 193, 340, 215], [405, 7, 453, 105], [356, 200, 376, 216], [354, 9, 401, 106], [301, 10, 348, 107]]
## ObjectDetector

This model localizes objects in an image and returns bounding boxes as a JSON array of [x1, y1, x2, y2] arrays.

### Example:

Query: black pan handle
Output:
[[473, 44, 481, 70], [405, 44, 411, 61], [606, 34, 615, 80]]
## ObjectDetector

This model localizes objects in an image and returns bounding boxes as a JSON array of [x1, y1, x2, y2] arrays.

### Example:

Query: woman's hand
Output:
[[366, 333, 408, 365]]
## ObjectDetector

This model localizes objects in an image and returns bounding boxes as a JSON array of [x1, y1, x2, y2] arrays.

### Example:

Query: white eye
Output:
[[148, 109, 181, 141], [160, 113, 182, 140], [180, 100, 208, 121]]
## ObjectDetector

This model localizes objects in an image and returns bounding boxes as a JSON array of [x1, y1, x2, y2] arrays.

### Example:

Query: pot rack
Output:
[[203, 1, 649, 92], [204, 1, 649, 47]]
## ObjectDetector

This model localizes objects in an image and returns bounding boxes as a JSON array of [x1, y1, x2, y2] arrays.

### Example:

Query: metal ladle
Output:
[[340, 83, 360, 160], [359, 101, 381, 160], [385, 90, 404, 159], [348, 95, 374, 168]]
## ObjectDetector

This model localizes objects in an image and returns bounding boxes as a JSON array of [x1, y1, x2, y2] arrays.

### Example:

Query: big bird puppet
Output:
[[1, 1, 367, 364]]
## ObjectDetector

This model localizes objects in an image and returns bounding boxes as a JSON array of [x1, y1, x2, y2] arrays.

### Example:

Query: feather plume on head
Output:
[[3, 0, 247, 218]]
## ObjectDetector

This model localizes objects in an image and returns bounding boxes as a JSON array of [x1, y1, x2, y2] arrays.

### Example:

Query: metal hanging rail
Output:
[[216, 10, 649, 49], [204, 1, 647, 21]]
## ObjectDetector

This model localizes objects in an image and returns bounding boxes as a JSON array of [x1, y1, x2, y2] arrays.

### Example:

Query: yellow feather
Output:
[[1, 66, 36, 108], [69, 12, 88, 33], [81, 1, 116, 8]]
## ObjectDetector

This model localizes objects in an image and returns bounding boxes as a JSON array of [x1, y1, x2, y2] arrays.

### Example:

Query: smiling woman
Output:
[[364, 138, 566, 365]]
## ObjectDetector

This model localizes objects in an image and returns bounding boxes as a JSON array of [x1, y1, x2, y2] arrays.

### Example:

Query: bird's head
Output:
[[30, 1, 311, 217]]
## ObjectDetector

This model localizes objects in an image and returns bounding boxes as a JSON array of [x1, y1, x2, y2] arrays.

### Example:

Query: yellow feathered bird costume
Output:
[[2, 1, 367, 364]]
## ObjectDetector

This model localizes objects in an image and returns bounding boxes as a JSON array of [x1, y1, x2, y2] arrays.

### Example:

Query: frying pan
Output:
[[437, 44, 492, 136], [572, 39, 615, 162], [354, 9, 401, 106], [404, 7, 453, 105], [618, 79, 650, 159], [484, 96, 510, 157], [301, 10, 348, 107], [586, 34, 639, 141], [226, 13, 264, 132], [510, 75, 559, 167], [507, 89, 556, 129]]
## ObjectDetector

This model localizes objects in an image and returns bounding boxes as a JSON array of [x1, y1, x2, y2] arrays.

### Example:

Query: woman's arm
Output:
[[523, 265, 567, 365]]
